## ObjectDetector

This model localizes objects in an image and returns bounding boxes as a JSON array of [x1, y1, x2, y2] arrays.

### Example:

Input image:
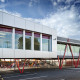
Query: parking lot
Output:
[[0, 68, 80, 80]]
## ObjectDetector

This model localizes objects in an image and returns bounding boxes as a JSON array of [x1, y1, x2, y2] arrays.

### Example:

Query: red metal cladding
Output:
[[25, 31, 32, 36], [15, 29, 23, 34], [42, 34, 50, 39], [0, 27, 12, 32]]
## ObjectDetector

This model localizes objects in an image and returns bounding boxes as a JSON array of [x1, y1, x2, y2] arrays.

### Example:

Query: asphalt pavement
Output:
[[1, 68, 80, 80]]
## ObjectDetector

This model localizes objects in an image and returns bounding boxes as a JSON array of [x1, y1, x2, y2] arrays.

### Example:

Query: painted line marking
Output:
[[3, 73, 37, 79], [19, 76, 47, 80]]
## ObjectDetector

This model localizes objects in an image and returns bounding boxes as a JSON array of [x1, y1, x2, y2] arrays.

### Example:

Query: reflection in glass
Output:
[[25, 31, 32, 50], [42, 34, 51, 51], [34, 33, 40, 50], [0, 27, 12, 48], [42, 39, 49, 51], [15, 29, 23, 49], [57, 44, 80, 56]]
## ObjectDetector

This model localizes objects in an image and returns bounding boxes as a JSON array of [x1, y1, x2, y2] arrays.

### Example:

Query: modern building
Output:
[[0, 11, 57, 59], [0, 11, 80, 60]]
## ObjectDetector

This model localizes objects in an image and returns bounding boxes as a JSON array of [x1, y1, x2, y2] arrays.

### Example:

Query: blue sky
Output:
[[0, 0, 80, 40]]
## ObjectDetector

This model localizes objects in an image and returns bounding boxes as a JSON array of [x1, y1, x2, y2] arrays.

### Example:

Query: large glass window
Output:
[[34, 33, 40, 50], [0, 26, 12, 48], [15, 29, 23, 49], [61, 44, 65, 51], [57, 44, 61, 51], [25, 31, 32, 50], [42, 34, 51, 51]]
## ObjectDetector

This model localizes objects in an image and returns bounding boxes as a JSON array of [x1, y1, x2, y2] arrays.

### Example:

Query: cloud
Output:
[[53, 1, 57, 6], [0, 1, 80, 40], [28, 0, 39, 7], [0, 4, 7, 8], [26, 5, 80, 40], [0, 0, 7, 8], [0, 0, 5, 3], [0, 9, 22, 17], [28, 0, 33, 7], [51, 0, 57, 6]]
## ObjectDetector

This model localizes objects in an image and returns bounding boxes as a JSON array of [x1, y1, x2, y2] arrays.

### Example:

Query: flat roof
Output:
[[57, 36, 80, 46]]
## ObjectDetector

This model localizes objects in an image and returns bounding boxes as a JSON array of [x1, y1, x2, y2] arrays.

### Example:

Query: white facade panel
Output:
[[51, 29, 57, 36], [14, 17, 25, 29], [0, 11, 3, 24], [3, 49, 14, 58], [34, 23, 43, 32], [42, 26, 51, 34], [41, 52, 50, 58], [0, 48, 3, 58], [26, 20, 34, 31], [49, 52, 57, 58], [52, 35, 57, 53], [25, 50, 35, 58], [34, 51, 50, 58], [3, 13, 14, 27], [34, 51, 43, 58], [15, 49, 26, 58]]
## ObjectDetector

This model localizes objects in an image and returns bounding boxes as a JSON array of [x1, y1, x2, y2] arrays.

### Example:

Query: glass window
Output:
[[42, 34, 51, 51], [34, 33, 40, 50], [57, 44, 61, 51], [75, 46, 79, 53], [0, 26, 12, 48], [61, 44, 65, 51], [25, 31, 32, 50], [15, 29, 23, 49]]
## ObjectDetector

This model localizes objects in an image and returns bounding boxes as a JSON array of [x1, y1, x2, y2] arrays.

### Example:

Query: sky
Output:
[[0, 0, 80, 40]]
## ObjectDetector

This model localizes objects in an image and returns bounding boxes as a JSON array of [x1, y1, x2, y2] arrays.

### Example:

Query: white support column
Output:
[[52, 35, 57, 53], [49, 36, 52, 52], [40, 33, 42, 51], [52, 35, 54, 52], [32, 32, 34, 50], [12, 28, 15, 49], [23, 30, 25, 50]]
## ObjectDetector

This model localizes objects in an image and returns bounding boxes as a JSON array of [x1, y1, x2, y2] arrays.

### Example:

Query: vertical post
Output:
[[32, 32, 34, 50], [12, 28, 15, 71], [52, 60, 53, 66], [0, 59, 1, 67], [49, 36, 52, 51], [40, 33, 42, 51], [12, 28, 15, 70], [4, 59, 5, 68], [60, 59, 62, 67], [65, 59, 66, 67], [71, 59, 73, 67], [23, 30, 25, 50], [10, 59, 11, 69], [12, 28, 15, 49], [52, 36, 54, 52], [12, 27, 15, 65], [14, 59, 15, 71]]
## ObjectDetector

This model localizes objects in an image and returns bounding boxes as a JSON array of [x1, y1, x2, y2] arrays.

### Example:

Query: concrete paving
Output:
[[0, 68, 80, 80]]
